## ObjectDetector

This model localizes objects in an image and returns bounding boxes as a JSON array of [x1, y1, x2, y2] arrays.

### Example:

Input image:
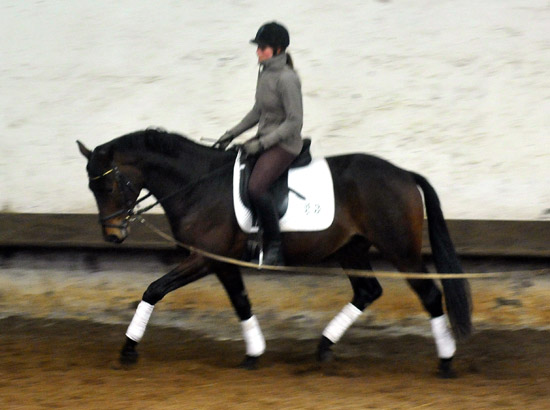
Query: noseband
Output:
[[89, 165, 151, 230]]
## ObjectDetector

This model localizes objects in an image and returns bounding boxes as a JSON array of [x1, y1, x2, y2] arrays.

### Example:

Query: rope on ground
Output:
[[135, 216, 550, 280]]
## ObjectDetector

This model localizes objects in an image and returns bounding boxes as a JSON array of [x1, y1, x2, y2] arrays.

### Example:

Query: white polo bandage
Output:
[[241, 315, 266, 357], [322, 303, 363, 343], [126, 301, 155, 343], [430, 315, 456, 359]]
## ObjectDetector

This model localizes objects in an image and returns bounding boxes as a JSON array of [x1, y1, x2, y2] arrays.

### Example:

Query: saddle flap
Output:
[[233, 151, 335, 234]]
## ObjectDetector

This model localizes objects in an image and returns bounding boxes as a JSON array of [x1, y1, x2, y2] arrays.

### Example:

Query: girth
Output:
[[239, 139, 312, 219]]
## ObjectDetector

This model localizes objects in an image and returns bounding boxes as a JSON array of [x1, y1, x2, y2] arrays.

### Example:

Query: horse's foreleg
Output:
[[216, 266, 265, 370], [407, 277, 457, 378], [120, 253, 210, 366]]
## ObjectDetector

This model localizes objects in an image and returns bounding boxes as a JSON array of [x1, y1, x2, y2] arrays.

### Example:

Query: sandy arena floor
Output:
[[1, 249, 549, 409], [0, 254, 550, 409], [1, 316, 549, 410]]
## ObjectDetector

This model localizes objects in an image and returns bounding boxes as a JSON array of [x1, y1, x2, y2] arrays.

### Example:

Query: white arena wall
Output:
[[1, 0, 549, 220]]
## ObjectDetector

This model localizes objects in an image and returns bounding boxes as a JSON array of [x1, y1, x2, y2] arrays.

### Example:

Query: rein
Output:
[[132, 161, 234, 217], [90, 161, 234, 228]]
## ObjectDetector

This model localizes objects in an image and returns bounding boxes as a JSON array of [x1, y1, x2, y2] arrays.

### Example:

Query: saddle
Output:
[[239, 139, 312, 219]]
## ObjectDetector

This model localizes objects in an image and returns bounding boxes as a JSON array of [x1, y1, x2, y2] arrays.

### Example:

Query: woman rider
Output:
[[215, 22, 303, 266]]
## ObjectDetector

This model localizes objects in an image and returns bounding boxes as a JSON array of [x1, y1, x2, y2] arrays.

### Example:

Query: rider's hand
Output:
[[213, 132, 234, 150], [242, 139, 263, 157]]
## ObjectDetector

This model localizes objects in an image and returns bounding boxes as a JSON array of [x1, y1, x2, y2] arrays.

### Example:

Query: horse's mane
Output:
[[106, 128, 209, 158]]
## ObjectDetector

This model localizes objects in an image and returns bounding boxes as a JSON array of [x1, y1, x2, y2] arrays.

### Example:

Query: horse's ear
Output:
[[77, 140, 92, 160]]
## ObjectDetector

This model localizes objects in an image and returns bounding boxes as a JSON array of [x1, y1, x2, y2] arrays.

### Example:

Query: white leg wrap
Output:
[[322, 303, 363, 344], [126, 301, 155, 343], [430, 315, 456, 359], [241, 315, 266, 357]]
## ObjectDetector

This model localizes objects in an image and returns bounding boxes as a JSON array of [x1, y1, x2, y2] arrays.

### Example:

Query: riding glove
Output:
[[213, 132, 235, 150], [242, 139, 263, 157]]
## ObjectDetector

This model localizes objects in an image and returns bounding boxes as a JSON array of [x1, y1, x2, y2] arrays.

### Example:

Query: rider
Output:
[[215, 22, 304, 266]]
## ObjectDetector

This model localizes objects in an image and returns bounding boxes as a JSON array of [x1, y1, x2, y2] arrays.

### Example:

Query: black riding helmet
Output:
[[250, 22, 290, 51]]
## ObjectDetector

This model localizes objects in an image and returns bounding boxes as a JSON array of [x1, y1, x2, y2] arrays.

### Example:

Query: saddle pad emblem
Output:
[[233, 151, 335, 233]]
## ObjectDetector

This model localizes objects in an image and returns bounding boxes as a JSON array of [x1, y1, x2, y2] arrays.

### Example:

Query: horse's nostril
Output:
[[105, 234, 124, 244]]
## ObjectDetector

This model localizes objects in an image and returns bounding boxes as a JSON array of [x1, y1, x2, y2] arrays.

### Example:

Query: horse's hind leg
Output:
[[317, 237, 383, 362], [217, 265, 265, 370], [407, 274, 457, 378], [371, 189, 458, 377], [392, 249, 457, 377]]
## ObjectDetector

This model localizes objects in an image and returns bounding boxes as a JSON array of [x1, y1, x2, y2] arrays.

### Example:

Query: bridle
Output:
[[89, 165, 151, 230]]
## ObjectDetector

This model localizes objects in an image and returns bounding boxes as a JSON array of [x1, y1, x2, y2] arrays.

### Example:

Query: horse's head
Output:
[[77, 140, 143, 244]]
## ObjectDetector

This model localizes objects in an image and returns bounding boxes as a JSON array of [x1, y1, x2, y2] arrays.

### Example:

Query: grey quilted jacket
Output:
[[228, 52, 303, 155]]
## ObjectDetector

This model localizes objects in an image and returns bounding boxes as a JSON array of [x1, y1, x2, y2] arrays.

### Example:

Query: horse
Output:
[[77, 128, 472, 378]]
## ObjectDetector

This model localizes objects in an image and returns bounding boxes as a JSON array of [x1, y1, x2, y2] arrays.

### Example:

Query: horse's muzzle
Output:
[[102, 224, 128, 244]]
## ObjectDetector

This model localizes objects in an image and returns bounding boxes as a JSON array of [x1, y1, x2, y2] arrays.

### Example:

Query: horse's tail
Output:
[[411, 172, 472, 340]]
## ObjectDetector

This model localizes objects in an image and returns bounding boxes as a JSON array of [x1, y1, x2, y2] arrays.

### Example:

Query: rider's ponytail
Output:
[[286, 52, 294, 69]]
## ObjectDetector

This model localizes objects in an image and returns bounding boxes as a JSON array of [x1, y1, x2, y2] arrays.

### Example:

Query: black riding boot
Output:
[[252, 193, 285, 266]]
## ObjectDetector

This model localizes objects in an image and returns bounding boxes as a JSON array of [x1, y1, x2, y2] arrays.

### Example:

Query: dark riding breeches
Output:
[[248, 145, 297, 242], [248, 145, 297, 199]]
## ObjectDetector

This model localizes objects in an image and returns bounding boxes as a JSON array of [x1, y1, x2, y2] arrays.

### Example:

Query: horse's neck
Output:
[[140, 150, 233, 216]]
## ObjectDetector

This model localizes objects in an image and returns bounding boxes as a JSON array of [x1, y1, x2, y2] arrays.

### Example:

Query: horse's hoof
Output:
[[119, 350, 139, 367], [437, 358, 457, 379], [316, 347, 334, 363], [239, 355, 259, 370], [316, 336, 335, 363], [438, 368, 457, 379]]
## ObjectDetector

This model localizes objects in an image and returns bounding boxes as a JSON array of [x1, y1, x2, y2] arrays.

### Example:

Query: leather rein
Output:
[[89, 161, 233, 230]]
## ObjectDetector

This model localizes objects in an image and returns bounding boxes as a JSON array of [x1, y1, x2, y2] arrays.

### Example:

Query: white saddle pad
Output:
[[233, 151, 335, 233]]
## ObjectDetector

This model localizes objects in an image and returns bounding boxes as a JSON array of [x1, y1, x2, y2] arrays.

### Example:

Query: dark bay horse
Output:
[[77, 128, 471, 377]]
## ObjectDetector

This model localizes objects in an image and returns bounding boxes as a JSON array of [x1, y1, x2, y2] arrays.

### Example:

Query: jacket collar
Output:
[[260, 52, 287, 72]]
